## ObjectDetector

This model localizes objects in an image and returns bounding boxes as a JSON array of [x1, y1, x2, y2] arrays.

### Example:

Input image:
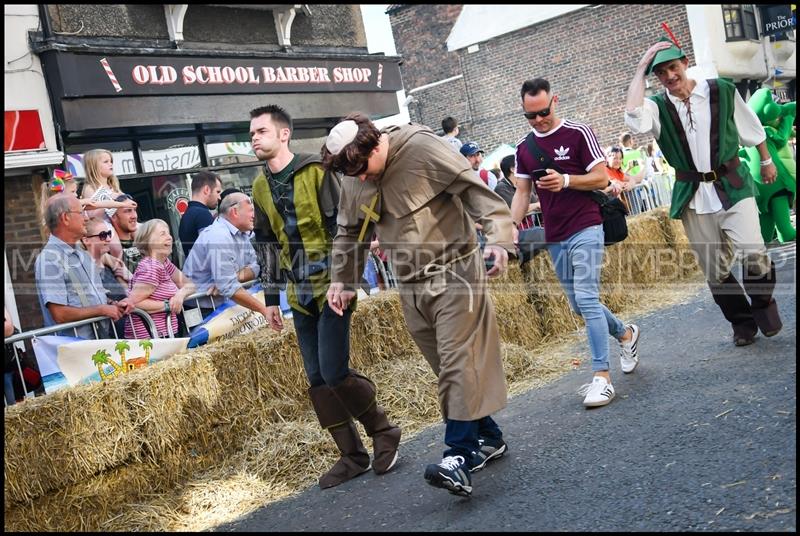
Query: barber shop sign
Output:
[[49, 52, 402, 97]]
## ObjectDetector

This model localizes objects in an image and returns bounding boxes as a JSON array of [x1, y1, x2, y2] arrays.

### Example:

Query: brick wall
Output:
[[4, 174, 47, 331], [389, 5, 468, 136], [391, 4, 694, 154]]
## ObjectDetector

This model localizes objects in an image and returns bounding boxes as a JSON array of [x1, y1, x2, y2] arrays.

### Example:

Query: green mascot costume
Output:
[[740, 88, 796, 243]]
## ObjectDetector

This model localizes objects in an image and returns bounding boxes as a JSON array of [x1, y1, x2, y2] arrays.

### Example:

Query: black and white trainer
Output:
[[424, 455, 472, 496], [619, 323, 640, 374], [471, 438, 508, 473], [578, 376, 616, 408]]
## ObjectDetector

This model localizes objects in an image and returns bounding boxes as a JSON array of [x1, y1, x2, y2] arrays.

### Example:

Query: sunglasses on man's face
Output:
[[86, 230, 113, 241], [523, 96, 555, 120]]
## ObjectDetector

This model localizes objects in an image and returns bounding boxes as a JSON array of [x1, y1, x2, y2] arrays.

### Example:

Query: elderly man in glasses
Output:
[[321, 112, 515, 497], [625, 39, 782, 347], [510, 78, 641, 410], [35, 194, 133, 339]]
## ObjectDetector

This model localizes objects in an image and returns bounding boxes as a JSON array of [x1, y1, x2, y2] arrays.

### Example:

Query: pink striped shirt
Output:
[[124, 257, 179, 338]]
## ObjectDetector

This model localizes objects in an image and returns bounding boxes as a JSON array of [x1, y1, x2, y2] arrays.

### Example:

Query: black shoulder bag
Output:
[[525, 133, 628, 246]]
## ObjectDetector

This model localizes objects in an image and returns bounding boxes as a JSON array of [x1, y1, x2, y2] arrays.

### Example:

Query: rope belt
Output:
[[418, 245, 481, 313]]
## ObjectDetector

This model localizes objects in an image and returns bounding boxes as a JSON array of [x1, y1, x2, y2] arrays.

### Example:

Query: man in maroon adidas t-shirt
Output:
[[510, 78, 641, 409]]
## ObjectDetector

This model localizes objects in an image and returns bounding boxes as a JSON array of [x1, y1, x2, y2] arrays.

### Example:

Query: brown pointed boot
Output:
[[308, 384, 371, 489], [332, 371, 401, 475]]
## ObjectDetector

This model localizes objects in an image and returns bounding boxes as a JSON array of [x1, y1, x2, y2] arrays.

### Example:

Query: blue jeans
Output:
[[4, 370, 16, 405], [443, 416, 503, 466], [547, 224, 627, 372], [292, 300, 353, 388]]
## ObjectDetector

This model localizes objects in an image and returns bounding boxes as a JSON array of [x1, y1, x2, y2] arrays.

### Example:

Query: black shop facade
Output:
[[39, 47, 403, 266]]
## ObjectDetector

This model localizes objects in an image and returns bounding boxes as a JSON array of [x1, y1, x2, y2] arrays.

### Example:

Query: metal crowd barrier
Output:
[[178, 279, 259, 332], [4, 309, 157, 407], [620, 173, 674, 216], [5, 257, 404, 407]]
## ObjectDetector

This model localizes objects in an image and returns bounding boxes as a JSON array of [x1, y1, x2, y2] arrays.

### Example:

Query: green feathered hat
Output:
[[646, 37, 687, 75]]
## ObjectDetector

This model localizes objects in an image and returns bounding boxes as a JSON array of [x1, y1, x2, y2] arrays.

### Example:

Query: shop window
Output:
[[213, 164, 266, 198], [118, 171, 193, 266], [140, 137, 202, 173], [722, 5, 759, 41], [205, 134, 258, 168], [64, 141, 136, 179]]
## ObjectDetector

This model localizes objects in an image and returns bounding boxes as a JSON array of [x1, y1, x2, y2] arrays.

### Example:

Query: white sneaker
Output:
[[578, 376, 615, 407], [619, 324, 640, 374]]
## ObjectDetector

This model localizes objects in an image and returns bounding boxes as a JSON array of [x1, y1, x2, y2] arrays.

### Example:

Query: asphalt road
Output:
[[223, 243, 796, 532]]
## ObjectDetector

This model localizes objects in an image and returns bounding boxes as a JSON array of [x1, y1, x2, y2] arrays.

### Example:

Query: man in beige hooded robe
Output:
[[321, 113, 515, 497]]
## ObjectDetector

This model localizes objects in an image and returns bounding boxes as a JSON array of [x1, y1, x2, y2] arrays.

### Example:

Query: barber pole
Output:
[[377, 63, 383, 88], [99, 57, 123, 93]]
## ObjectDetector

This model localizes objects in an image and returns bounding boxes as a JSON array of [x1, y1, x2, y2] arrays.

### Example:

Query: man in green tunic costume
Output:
[[624, 39, 782, 346]]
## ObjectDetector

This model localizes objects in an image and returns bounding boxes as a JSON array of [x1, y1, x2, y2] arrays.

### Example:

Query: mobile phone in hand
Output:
[[531, 169, 549, 181]]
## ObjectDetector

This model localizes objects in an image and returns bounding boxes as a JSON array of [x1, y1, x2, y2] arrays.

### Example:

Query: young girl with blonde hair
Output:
[[80, 149, 134, 258]]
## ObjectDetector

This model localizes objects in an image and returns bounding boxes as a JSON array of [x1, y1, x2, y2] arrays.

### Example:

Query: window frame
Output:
[[722, 4, 759, 42]]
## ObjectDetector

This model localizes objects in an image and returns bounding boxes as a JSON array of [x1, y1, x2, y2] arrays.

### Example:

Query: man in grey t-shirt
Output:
[[35, 194, 133, 339]]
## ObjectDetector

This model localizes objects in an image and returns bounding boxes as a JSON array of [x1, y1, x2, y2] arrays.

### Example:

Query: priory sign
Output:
[[49, 52, 402, 97]]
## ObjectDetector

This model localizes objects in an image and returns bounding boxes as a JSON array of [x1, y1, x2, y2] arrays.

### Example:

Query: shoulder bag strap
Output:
[[525, 132, 563, 174]]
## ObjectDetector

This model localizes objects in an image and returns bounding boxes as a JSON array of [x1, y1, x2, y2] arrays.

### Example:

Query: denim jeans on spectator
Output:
[[546, 224, 627, 372], [292, 300, 353, 387], [443, 416, 503, 466], [4, 370, 16, 405]]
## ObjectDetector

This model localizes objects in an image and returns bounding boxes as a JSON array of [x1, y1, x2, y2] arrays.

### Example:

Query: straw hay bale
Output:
[[4, 442, 207, 532], [205, 328, 308, 432], [119, 348, 221, 460], [490, 265, 542, 350], [4, 376, 137, 507], [520, 253, 582, 343], [600, 211, 672, 312], [501, 342, 576, 393], [657, 210, 701, 278], [349, 291, 418, 366], [365, 354, 440, 432]]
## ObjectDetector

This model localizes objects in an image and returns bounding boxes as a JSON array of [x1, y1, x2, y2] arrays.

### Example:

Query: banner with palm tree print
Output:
[[32, 336, 189, 392]]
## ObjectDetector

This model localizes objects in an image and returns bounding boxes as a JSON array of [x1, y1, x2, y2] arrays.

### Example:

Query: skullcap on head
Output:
[[325, 120, 358, 155]]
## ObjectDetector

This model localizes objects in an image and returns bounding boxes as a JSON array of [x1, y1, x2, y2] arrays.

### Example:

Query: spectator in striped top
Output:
[[124, 219, 196, 339]]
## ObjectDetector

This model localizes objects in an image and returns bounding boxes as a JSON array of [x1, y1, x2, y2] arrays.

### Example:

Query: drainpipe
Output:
[[38, 4, 53, 40]]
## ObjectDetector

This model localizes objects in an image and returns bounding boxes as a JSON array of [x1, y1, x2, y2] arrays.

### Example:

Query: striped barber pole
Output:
[[376, 63, 383, 89], [99, 57, 123, 93]]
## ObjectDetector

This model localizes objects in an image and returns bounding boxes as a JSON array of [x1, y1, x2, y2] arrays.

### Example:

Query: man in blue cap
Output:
[[624, 38, 782, 347], [460, 142, 498, 190]]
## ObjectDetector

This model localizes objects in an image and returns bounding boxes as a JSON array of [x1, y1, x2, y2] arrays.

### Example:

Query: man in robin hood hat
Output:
[[624, 33, 782, 347]]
